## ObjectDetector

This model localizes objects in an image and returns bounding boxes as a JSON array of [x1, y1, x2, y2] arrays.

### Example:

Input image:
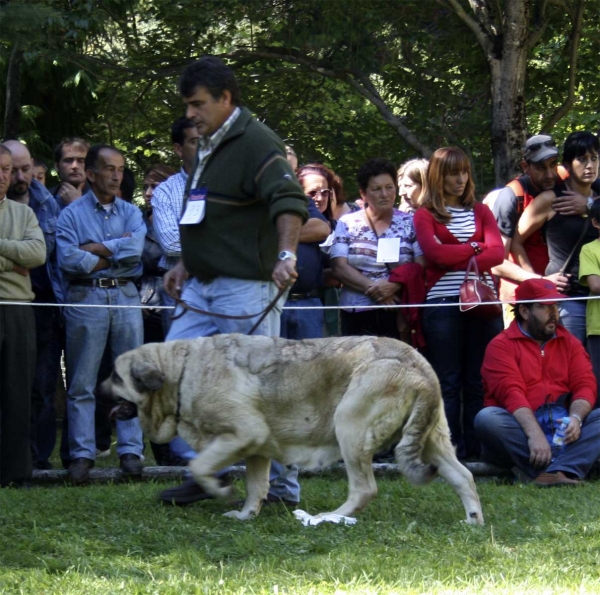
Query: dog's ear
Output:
[[130, 360, 165, 392]]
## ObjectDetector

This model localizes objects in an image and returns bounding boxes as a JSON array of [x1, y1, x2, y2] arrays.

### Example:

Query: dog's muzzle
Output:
[[109, 399, 139, 421]]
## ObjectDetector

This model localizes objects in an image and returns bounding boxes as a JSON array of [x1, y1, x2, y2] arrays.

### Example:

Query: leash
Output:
[[170, 283, 289, 336]]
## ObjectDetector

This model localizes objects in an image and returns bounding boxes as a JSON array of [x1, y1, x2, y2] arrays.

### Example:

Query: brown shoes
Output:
[[534, 471, 582, 487]]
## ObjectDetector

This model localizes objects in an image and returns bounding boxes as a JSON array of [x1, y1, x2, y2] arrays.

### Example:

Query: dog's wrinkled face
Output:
[[101, 349, 176, 444]]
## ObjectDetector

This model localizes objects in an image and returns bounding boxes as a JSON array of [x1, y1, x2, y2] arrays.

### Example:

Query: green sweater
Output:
[[180, 107, 308, 282], [0, 198, 46, 301]]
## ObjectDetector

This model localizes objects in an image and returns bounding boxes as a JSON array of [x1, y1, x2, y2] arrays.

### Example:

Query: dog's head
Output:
[[100, 348, 176, 443]]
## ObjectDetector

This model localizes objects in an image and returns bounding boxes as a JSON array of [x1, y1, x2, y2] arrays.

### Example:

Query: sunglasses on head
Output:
[[527, 139, 556, 153], [307, 189, 332, 199]]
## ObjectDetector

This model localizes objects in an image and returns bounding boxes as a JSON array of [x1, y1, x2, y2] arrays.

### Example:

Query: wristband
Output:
[[571, 413, 583, 425]]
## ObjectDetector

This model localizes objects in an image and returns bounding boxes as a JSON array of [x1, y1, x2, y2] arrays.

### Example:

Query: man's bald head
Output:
[[3, 140, 33, 199]]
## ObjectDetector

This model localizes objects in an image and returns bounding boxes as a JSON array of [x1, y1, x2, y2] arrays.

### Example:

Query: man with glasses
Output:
[[475, 279, 600, 486], [487, 135, 590, 325]]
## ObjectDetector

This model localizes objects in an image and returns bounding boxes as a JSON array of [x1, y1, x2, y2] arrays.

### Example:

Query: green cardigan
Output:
[[0, 199, 46, 301], [180, 107, 308, 282]]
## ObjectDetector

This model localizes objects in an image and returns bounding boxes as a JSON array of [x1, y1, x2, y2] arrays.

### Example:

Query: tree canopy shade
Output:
[[1, 0, 599, 194]]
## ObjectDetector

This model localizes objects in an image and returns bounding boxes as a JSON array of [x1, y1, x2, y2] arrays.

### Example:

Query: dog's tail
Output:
[[393, 378, 442, 486]]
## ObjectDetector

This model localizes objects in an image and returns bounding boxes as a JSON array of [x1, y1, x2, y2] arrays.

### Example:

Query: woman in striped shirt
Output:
[[414, 147, 504, 460]]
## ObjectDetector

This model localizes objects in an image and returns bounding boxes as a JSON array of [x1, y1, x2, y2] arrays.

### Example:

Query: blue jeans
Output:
[[31, 305, 63, 466], [64, 282, 144, 460], [559, 299, 587, 345], [166, 277, 300, 502], [422, 296, 503, 459], [280, 297, 323, 339], [475, 407, 600, 478]]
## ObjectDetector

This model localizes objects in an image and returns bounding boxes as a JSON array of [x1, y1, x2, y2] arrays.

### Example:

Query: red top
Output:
[[481, 321, 597, 412], [413, 202, 504, 291]]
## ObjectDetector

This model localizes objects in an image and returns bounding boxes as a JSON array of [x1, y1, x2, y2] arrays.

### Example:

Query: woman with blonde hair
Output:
[[397, 158, 428, 213], [414, 146, 504, 460]]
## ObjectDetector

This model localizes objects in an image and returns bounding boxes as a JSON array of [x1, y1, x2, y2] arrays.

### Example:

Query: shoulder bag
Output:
[[459, 256, 502, 319]]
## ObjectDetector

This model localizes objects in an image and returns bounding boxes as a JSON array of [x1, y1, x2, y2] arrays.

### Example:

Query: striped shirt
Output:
[[427, 207, 496, 299], [151, 169, 188, 271], [330, 209, 422, 311]]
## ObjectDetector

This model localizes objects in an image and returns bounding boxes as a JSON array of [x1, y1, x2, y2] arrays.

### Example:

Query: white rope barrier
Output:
[[2, 294, 600, 310]]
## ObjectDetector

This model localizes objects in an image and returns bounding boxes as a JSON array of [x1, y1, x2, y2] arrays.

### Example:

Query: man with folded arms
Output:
[[475, 278, 600, 486], [57, 144, 146, 484]]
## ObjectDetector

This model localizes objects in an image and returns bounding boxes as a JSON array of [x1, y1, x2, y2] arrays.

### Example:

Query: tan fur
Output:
[[102, 334, 483, 524]]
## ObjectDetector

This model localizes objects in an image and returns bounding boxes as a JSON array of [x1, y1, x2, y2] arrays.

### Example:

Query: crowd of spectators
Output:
[[1, 56, 599, 493]]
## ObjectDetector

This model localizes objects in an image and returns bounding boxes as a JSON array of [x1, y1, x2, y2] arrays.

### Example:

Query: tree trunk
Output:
[[3, 43, 23, 140], [488, 1, 530, 186]]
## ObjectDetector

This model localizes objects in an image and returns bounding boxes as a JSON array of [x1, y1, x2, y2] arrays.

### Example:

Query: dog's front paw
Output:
[[465, 511, 484, 525], [223, 509, 256, 520]]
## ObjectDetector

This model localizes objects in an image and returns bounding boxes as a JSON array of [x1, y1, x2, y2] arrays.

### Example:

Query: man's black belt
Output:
[[288, 290, 321, 301], [70, 278, 134, 288]]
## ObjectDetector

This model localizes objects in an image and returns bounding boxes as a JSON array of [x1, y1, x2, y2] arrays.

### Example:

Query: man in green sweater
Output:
[[0, 144, 46, 487], [159, 56, 309, 507]]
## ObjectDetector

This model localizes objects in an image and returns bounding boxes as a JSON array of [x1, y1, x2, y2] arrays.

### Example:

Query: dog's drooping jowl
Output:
[[104, 334, 484, 524]]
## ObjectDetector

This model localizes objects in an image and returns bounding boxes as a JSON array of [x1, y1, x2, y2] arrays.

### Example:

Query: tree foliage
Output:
[[1, 0, 599, 194]]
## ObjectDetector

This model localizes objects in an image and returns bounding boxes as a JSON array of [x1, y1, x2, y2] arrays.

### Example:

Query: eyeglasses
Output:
[[526, 139, 556, 153], [307, 189, 332, 199]]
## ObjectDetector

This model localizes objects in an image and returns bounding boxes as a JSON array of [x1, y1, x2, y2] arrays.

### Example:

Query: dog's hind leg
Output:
[[223, 455, 271, 520], [317, 427, 378, 518], [427, 431, 484, 525]]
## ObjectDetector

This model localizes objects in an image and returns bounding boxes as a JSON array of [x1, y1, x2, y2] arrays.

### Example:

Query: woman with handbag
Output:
[[513, 131, 600, 345], [414, 146, 504, 460]]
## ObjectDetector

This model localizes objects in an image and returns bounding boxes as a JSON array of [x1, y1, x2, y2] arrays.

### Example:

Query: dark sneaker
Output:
[[120, 454, 143, 477], [229, 492, 299, 508], [69, 457, 94, 484], [33, 460, 53, 471], [159, 478, 223, 506], [264, 493, 299, 507]]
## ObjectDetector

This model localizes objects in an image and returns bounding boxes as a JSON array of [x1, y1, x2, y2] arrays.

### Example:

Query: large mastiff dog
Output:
[[104, 334, 483, 524]]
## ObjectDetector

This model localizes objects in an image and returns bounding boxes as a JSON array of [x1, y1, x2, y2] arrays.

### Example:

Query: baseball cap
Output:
[[523, 134, 558, 163], [514, 278, 563, 304]]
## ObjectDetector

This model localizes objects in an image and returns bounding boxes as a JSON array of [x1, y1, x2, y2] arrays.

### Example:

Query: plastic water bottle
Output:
[[552, 417, 570, 454]]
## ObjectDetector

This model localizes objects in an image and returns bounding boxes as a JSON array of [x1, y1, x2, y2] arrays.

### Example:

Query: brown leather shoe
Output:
[[534, 471, 582, 487]]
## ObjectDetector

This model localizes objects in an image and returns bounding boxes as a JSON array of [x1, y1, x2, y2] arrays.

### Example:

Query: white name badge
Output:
[[377, 237, 400, 263], [180, 187, 207, 225]]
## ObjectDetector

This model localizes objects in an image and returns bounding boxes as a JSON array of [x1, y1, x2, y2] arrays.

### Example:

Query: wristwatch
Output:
[[470, 242, 482, 255], [277, 250, 297, 261]]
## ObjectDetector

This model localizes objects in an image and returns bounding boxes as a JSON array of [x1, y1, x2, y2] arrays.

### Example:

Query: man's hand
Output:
[[56, 182, 83, 205], [272, 259, 298, 289], [92, 257, 110, 272], [12, 264, 29, 277], [552, 190, 588, 216], [564, 416, 582, 445], [543, 272, 571, 292], [163, 260, 189, 299], [528, 432, 553, 468], [365, 279, 401, 302]]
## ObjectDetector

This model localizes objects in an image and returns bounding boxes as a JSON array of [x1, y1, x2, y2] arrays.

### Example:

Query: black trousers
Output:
[[0, 304, 36, 486], [340, 309, 401, 340]]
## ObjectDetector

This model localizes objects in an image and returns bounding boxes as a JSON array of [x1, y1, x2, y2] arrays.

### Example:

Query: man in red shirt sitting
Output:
[[476, 279, 600, 486]]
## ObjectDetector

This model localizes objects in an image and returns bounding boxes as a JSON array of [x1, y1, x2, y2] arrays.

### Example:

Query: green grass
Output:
[[1, 474, 600, 594]]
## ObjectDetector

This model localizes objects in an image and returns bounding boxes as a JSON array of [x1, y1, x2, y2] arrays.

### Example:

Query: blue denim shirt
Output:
[[57, 190, 146, 281], [28, 179, 64, 302]]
